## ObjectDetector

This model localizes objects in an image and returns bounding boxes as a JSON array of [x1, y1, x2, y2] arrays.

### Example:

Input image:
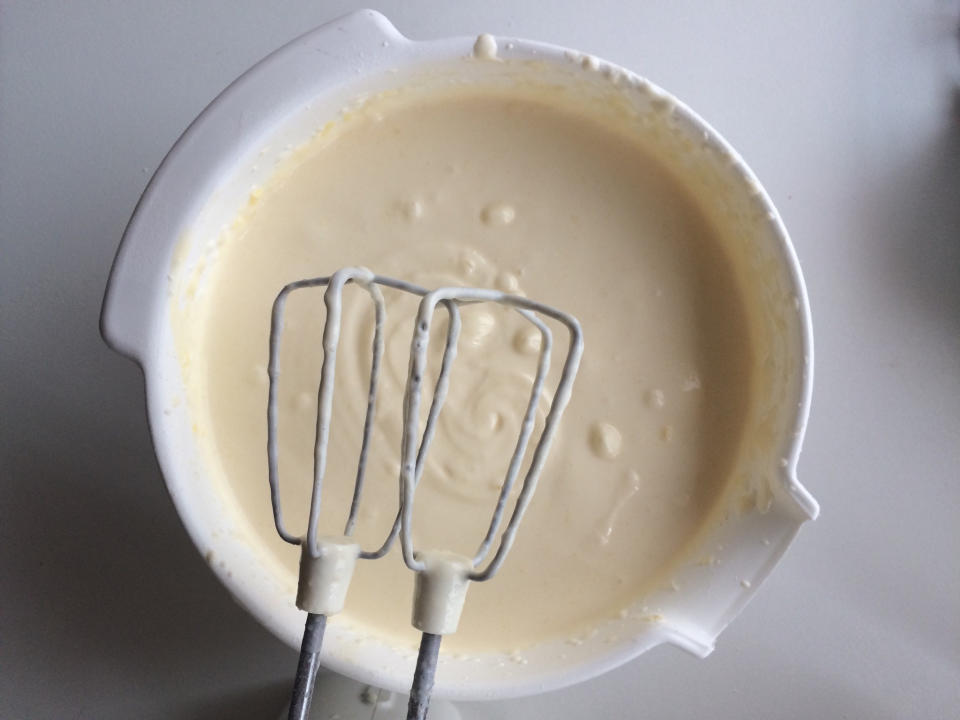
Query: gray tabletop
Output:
[[2, 1, 958, 718]]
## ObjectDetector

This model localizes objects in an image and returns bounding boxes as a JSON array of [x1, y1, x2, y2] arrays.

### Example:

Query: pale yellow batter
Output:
[[191, 86, 753, 653]]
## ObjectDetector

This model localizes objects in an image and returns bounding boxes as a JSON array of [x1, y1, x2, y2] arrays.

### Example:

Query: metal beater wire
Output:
[[267, 271, 460, 556], [398, 287, 583, 579], [395, 287, 582, 720], [268, 270, 583, 720]]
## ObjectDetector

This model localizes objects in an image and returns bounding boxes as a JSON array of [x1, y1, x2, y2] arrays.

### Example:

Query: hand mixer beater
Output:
[[267, 267, 583, 720]]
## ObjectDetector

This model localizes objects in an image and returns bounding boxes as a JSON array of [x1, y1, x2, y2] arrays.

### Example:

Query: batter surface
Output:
[[191, 87, 753, 652]]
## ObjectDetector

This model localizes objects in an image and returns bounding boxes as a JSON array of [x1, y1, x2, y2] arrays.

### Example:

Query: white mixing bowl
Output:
[[101, 9, 818, 701]]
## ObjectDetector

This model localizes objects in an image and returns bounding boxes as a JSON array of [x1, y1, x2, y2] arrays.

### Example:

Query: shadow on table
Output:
[[485, 643, 910, 720], [1, 336, 293, 717], [178, 680, 292, 720], [872, 90, 960, 346]]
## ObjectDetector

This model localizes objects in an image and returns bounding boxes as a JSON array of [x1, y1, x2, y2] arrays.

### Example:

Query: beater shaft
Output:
[[288, 612, 327, 720], [407, 633, 442, 720]]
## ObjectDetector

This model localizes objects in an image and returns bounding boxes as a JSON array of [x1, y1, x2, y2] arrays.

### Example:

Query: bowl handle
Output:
[[100, 9, 409, 361]]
